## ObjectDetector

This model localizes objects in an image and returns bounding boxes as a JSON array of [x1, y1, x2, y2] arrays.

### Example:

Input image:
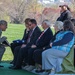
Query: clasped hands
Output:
[[50, 43, 52, 47], [31, 43, 52, 49], [21, 43, 52, 49], [31, 45, 36, 48]]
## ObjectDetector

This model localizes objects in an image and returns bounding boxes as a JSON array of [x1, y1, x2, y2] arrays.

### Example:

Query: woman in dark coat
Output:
[[57, 5, 72, 22]]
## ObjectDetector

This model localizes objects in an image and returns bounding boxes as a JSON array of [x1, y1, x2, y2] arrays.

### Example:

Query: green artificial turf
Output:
[[0, 62, 36, 75]]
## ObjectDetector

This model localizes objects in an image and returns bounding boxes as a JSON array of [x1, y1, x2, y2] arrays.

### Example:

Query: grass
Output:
[[2, 23, 55, 61]]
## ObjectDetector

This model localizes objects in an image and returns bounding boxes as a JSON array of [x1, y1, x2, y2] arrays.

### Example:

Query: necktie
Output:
[[36, 31, 44, 43], [38, 32, 44, 40], [27, 30, 33, 43]]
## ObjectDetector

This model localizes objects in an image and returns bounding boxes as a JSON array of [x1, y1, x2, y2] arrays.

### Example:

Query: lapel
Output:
[[38, 28, 50, 40], [31, 26, 37, 37], [30, 26, 38, 41], [42, 28, 50, 36]]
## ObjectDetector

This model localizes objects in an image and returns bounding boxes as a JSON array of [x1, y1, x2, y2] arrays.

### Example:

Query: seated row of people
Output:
[[9, 18, 53, 69], [33, 21, 63, 72], [33, 20, 75, 75], [40, 20, 75, 75], [9, 18, 75, 75]]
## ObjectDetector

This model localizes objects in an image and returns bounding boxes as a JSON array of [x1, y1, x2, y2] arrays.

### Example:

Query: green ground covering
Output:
[[0, 62, 36, 75]]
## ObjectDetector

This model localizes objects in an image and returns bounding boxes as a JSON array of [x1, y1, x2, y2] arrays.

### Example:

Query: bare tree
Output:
[[1, 0, 42, 24], [1, 0, 70, 24], [0, 0, 40, 24], [6, 0, 28, 24]]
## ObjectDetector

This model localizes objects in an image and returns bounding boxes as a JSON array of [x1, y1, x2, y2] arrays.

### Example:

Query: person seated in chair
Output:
[[10, 18, 31, 55], [10, 18, 31, 64], [71, 19, 75, 67], [0, 20, 8, 67]]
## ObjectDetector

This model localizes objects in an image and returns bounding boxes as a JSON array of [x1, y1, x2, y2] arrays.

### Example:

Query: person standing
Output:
[[57, 5, 72, 22]]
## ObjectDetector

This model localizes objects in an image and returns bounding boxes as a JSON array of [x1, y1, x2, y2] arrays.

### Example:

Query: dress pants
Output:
[[13, 46, 21, 66], [33, 49, 44, 65], [14, 46, 30, 67], [42, 49, 68, 72], [10, 43, 22, 54], [28, 48, 37, 65]]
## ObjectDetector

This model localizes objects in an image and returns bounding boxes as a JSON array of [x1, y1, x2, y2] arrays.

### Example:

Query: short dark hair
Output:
[[30, 19, 37, 25], [24, 18, 31, 24], [0, 20, 7, 26], [63, 20, 75, 34], [59, 5, 71, 11]]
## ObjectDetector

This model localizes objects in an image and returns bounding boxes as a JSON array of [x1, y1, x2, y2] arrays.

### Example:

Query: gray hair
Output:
[[54, 21, 63, 30], [42, 20, 51, 26]]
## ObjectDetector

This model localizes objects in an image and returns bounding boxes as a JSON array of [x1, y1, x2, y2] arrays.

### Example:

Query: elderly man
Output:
[[0, 20, 7, 67], [25, 20, 53, 71]]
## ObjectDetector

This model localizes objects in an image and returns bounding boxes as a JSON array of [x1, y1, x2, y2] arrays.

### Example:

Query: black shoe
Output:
[[9, 66, 14, 69], [10, 61, 14, 64], [0, 65, 4, 67], [22, 62, 27, 67], [9, 66, 21, 70], [35, 69, 44, 73]]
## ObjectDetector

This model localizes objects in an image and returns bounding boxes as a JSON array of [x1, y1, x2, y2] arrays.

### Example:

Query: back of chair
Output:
[[61, 46, 75, 73]]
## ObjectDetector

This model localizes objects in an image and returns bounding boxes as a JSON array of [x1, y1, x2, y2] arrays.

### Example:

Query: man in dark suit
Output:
[[25, 20, 53, 71], [10, 18, 31, 55], [9, 19, 41, 69], [10, 18, 31, 64]]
